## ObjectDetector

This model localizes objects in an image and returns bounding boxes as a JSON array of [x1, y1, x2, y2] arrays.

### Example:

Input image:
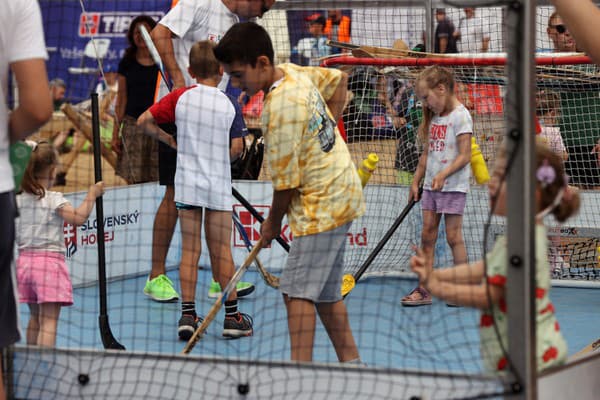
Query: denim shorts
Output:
[[421, 189, 467, 215]]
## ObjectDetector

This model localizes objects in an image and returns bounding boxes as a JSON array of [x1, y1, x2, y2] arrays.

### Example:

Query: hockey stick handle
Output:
[[232, 187, 290, 252], [138, 24, 172, 92], [354, 197, 419, 283], [341, 187, 422, 298], [232, 211, 280, 288], [182, 239, 263, 354]]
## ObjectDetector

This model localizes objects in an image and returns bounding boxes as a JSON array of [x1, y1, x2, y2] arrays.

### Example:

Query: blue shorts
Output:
[[421, 190, 467, 215], [175, 202, 201, 211], [280, 222, 351, 303]]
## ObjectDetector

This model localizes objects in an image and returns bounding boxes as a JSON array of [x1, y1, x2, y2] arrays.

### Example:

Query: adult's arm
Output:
[[9, 59, 52, 142], [151, 24, 186, 89], [137, 110, 177, 149], [551, 0, 600, 65], [111, 74, 127, 154]]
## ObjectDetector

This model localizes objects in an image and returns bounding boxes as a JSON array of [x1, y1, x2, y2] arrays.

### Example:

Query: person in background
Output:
[[548, 1, 600, 172], [112, 16, 161, 186], [294, 14, 331, 66], [324, 9, 351, 54], [535, 90, 572, 278], [434, 8, 457, 54], [536, 90, 567, 161], [454, 7, 490, 53], [0, 1, 53, 398], [551, 0, 600, 61], [112, 15, 175, 301], [411, 143, 578, 373], [147, 0, 275, 301], [546, 10, 600, 189], [47, 78, 73, 154], [49, 78, 67, 111], [547, 11, 577, 53]]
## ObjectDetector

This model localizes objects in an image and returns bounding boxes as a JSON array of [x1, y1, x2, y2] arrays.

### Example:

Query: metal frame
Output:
[[504, 1, 537, 399]]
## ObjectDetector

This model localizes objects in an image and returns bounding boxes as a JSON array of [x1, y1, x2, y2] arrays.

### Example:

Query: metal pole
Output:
[[504, 1, 536, 398]]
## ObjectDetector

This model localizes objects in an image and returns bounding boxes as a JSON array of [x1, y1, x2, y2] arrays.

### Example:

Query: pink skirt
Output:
[[17, 250, 73, 306]]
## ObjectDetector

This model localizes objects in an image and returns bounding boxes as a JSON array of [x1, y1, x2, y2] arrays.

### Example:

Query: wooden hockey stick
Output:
[[232, 210, 280, 289], [570, 337, 600, 361], [181, 239, 263, 354], [327, 40, 450, 59]]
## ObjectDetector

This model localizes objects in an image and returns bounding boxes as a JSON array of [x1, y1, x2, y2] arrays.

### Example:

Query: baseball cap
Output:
[[435, 8, 446, 14], [306, 13, 326, 26]]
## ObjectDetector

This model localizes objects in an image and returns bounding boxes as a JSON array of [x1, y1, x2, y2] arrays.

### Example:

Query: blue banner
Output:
[[40, 0, 171, 103]]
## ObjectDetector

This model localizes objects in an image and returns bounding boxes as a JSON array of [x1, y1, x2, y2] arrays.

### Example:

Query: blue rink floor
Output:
[[17, 267, 600, 372]]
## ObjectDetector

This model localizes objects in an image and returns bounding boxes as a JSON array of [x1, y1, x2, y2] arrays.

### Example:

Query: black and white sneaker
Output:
[[223, 312, 253, 338], [178, 314, 201, 341]]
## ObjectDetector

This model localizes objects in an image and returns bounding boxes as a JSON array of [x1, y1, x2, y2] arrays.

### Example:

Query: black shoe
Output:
[[223, 312, 253, 338], [178, 314, 201, 341]]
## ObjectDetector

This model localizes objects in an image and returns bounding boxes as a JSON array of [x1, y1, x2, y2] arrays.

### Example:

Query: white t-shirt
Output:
[[539, 126, 567, 157], [16, 191, 70, 253], [150, 84, 247, 210], [0, 0, 47, 193], [156, 0, 238, 99], [424, 104, 472, 193], [457, 16, 490, 53]]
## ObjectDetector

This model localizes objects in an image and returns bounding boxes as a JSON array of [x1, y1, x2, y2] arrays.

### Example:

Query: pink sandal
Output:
[[401, 287, 432, 306]]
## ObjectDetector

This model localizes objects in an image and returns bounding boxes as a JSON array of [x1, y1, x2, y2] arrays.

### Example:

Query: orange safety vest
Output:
[[324, 16, 351, 43]]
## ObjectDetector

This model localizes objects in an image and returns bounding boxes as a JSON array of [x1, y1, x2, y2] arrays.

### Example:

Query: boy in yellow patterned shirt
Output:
[[215, 22, 365, 363]]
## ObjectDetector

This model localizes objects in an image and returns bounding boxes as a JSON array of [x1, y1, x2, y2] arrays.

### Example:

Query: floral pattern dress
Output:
[[480, 224, 568, 373]]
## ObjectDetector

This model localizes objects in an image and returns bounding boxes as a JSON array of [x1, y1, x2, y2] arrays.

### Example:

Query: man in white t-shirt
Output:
[[454, 8, 490, 53], [152, 0, 275, 94], [0, 1, 52, 398], [144, 0, 275, 303]]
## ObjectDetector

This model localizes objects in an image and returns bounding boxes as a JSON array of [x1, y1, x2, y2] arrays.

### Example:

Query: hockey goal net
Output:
[[316, 53, 600, 286]]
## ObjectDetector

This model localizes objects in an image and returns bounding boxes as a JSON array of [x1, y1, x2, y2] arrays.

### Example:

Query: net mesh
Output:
[[5, 1, 600, 399]]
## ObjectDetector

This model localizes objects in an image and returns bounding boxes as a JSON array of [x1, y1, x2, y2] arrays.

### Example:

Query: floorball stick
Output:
[[232, 187, 290, 252], [341, 188, 422, 298], [138, 24, 172, 91], [232, 210, 280, 288], [91, 93, 125, 350], [570, 337, 600, 361], [182, 239, 263, 354]]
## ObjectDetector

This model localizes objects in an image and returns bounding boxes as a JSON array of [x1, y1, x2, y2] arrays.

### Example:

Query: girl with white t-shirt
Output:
[[402, 65, 473, 306], [15, 141, 104, 346]]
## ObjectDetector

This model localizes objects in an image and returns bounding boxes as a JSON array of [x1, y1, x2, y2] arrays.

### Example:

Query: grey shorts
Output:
[[280, 222, 351, 303]]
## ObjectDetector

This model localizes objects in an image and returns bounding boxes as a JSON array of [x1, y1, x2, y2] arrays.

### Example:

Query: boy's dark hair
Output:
[[189, 40, 220, 79], [213, 22, 274, 67]]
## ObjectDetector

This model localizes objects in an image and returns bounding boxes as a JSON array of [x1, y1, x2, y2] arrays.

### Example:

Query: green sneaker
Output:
[[144, 274, 179, 303], [208, 279, 255, 299]]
